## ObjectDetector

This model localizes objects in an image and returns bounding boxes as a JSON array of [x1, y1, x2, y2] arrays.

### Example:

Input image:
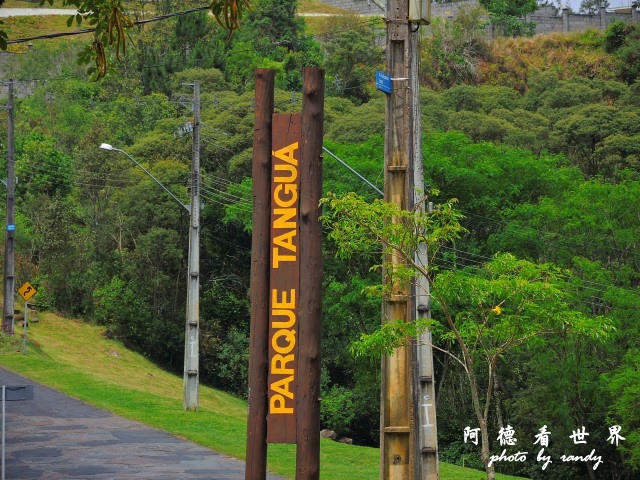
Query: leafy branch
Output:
[[37, 0, 252, 79], [321, 191, 615, 480]]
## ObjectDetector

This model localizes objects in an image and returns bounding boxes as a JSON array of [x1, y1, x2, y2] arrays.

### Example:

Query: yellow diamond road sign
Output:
[[18, 282, 37, 301]]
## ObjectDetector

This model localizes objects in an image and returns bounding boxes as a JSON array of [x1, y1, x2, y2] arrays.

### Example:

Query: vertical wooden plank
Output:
[[246, 68, 275, 480], [267, 113, 301, 444], [296, 67, 325, 480]]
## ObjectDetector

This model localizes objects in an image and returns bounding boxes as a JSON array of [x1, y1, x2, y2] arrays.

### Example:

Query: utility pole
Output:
[[382, 1, 438, 479], [100, 140, 197, 409], [3, 81, 15, 335], [410, 28, 440, 480], [184, 80, 201, 411], [381, 1, 414, 478]]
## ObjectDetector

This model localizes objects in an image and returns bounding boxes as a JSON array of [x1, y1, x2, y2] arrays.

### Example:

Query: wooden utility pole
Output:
[[296, 67, 324, 480], [2, 81, 15, 335], [382, 2, 439, 479], [245, 69, 275, 480], [184, 80, 201, 411], [381, 1, 414, 478]]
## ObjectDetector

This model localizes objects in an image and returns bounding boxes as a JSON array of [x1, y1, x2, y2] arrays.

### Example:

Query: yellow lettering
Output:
[[274, 163, 297, 183], [272, 289, 296, 309], [270, 394, 293, 414], [273, 248, 296, 268], [272, 328, 296, 354], [271, 375, 295, 399], [274, 183, 298, 208], [271, 354, 295, 375], [272, 309, 296, 328], [273, 230, 296, 253], [273, 208, 296, 229], [272, 142, 299, 166]]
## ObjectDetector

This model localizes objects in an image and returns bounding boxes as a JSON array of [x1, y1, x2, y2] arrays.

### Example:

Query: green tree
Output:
[[243, 0, 304, 56], [480, 0, 538, 37], [605, 349, 640, 471], [319, 15, 384, 103], [16, 134, 74, 198], [447, 110, 513, 143], [420, 5, 489, 89], [29, 0, 252, 78], [323, 98, 385, 143], [603, 21, 640, 84], [551, 104, 640, 177], [580, 0, 609, 14], [322, 192, 613, 480]]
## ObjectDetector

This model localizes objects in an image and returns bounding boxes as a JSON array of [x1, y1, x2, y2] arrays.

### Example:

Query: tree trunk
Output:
[[435, 346, 449, 405], [494, 370, 505, 431], [466, 358, 496, 480]]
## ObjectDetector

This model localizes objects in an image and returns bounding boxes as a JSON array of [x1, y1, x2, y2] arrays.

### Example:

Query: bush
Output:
[[320, 386, 356, 435], [603, 20, 635, 53]]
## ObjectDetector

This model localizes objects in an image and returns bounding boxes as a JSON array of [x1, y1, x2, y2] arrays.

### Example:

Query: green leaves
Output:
[[434, 253, 614, 360], [0, 20, 7, 51], [480, 0, 537, 37], [350, 318, 440, 359], [605, 349, 640, 469], [321, 191, 465, 269]]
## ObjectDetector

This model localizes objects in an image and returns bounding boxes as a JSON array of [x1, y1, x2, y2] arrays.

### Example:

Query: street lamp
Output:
[[99, 144, 189, 212], [99, 141, 201, 411]]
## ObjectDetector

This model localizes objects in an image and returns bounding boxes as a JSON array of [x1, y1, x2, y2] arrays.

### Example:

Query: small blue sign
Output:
[[376, 70, 393, 94], [6, 224, 15, 231]]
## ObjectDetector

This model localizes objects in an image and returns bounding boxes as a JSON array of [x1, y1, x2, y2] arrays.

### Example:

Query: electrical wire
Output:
[[6, 6, 212, 45]]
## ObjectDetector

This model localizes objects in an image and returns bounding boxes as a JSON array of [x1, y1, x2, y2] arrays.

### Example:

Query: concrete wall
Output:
[[317, 0, 385, 15], [318, 0, 640, 37]]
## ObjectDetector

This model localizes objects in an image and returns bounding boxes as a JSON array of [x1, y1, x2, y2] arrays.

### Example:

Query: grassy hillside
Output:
[[0, 310, 527, 480]]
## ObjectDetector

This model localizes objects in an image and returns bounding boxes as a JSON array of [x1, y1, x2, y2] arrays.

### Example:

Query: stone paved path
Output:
[[0, 368, 284, 480]]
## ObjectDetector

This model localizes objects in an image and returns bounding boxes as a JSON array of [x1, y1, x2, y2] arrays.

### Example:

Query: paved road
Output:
[[0, 8, 77, 17], [0, 368, 284, 480]]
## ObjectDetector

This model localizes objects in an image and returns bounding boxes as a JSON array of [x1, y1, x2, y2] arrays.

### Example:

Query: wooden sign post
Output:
[[246, 68, 324, 480]]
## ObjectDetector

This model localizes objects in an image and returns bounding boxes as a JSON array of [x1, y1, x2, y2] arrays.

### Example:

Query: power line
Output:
[[6, 6, 211, 45], [323, 145, 383, 196]]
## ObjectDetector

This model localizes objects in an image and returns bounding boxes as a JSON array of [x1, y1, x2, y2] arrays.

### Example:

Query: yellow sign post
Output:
[[17, 282, 36, 302]]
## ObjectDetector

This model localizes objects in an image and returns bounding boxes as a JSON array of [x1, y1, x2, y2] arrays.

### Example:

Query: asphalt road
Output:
[[0, 8, 77, 17], [0, 368, 284, 480]]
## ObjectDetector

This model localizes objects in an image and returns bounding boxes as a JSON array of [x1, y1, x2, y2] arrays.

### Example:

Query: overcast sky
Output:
[[563, 0, 636, 10]]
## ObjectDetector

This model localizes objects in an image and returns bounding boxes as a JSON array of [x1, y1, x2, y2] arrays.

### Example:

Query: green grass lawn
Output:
[[0, 311, 527, 480]]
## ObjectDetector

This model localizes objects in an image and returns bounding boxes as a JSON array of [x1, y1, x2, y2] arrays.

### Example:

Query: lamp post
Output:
[[99, 142, 200, 411], [2, 81, 15, 335]]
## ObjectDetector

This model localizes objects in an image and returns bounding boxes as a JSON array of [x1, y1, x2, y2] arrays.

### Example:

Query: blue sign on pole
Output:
[[6, 225, 15, 231], [376, 70, 393, 94]]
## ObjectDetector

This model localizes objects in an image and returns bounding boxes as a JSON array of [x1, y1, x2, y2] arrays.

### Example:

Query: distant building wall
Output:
[[317, 0, 639, 36], [318, 0, 385, 15]]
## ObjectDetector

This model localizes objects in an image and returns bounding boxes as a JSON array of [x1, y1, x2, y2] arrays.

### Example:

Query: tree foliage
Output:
[[30, 0, 252, 79], [579, 0, 609, 14], [479, 0, 537, 36], [321, 192, 613, 479], [1, 10, 639, 476]]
